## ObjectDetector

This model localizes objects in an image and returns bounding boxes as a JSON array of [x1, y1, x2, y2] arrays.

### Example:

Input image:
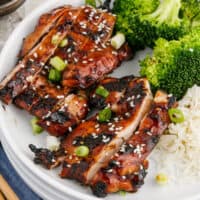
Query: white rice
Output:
[[152, 85, 200, 183]]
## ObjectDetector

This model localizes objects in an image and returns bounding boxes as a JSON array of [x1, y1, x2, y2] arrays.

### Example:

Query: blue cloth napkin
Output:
[[0, 143, 42, 200]]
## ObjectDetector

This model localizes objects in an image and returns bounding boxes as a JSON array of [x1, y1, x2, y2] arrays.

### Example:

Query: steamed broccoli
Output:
[[113, 0, 193, 48], [140, 28, 200, 99], [181, 0, 200, 21]]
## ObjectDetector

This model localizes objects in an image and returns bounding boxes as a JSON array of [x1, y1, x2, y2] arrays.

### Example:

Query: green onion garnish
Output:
[[31, 117, 43, 134], [75, 145, 90, 157], [85, 0, 96, 7], [111, 32, 126, 50], [168, 108, 184, 123], [51, 34, 60, 45], [50, 56, 67, 71], [48, 68, 61, 82], [118, 190, 127, 196], [98, 108, 112, 122], [95, 86, 109, 98], [59, 38, 68, 48]]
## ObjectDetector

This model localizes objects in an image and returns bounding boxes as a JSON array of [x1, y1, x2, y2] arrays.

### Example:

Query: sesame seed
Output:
[[102, 137, 111, 143], [68, 155, 72, 160], [74, 57, 78, 63], [106, 169, 113, 173], [67, 164, 71, 168], [72, 140, 77, 145], [68, 127, 73, 132], [68, 12, 72, 16], [46, 121, 51, 126], [57, 95, 65, 99], [130, 101, 135, 108], [95, 124, 100, 128], [44, 95, 49, 99], [122, 176, 126, 180], [135, 131, 139, 135], [82, 60, 88, 64], [33, 53, 38, 58], [112, 51, 118, 55], [125, 112, 130, 117], [40, 62, 45, 66], [147, 131, 152, 136]]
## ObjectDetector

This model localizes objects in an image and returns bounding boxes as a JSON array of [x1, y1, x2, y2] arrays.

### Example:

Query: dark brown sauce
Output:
[[0, 0, 11, 6]]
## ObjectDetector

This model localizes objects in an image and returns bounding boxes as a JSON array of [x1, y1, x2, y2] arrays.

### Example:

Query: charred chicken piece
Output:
[[29, 144, 66, 169], [62, 44, 132, 89], [60, 77, 152, 184], [90, 91, 175, 197], [0, 8, 80, 104], [14, 75, 88, 136]]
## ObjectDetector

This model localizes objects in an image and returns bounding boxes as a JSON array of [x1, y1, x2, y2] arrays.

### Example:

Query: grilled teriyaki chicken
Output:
[[0, 5, 132, 104], [90, 91, 175, 197], [19, 6, 73, 58], [29, 76, 152, 175], [60, 77, 152, 183], [0, 6, 132, 136], [14, 75, 88, 136]]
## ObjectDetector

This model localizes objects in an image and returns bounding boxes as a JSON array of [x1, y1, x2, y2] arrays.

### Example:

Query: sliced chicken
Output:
[[90, 91, 175, 197], [60, 77, 152, 184], [14, 75, 88, 136], [19, 6, 72, 58], [62, 44, 132, 89], [0, 8, 80, 104]]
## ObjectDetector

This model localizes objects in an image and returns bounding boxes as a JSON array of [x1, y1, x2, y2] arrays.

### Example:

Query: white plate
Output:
[[0, 1, 200, 200]]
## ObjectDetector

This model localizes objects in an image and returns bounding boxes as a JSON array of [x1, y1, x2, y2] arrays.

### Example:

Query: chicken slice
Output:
[[90, 91, 175, 197], [0, 8, 80, 104], [60, 78, 152, 184], [19, 6, 72, 58]]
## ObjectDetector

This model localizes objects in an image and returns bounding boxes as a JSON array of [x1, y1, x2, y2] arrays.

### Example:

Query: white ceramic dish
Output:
[[0, 0, 200, 200]]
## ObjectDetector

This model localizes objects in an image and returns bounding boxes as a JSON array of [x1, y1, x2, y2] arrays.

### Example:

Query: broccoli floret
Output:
[[140, 28, 200, 99], [113, 0, 159, 15], [181, 0, 200, 21], [141, 0, 189, 44], [113, 0, 191, 48]]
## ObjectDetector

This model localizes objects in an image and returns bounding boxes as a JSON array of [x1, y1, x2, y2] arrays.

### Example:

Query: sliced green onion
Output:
[[51, 34, 60, 45], [75, 145, 90, 157], [31, 117, 43, 134], [168, 108, 184, 123], [48, 68, 61, 82], [50, 56, 67, 71], [59, 38, 68, 48], [111, 32, 126, 50], [98, 108, 112, 122], [85, 0, 96, 7], [118, 190, 127, 196], [95, 86, 109, 98]]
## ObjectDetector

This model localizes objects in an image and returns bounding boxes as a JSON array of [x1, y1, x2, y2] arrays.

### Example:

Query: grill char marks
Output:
[[90, 91, 175, 196], [0, 8, 79, 104], [19, 6, 72, 58], [14, 74, 88, 136], [60, 77, 152, 184], [37, 93, 88, 136], [62, 45, 132, 89]]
